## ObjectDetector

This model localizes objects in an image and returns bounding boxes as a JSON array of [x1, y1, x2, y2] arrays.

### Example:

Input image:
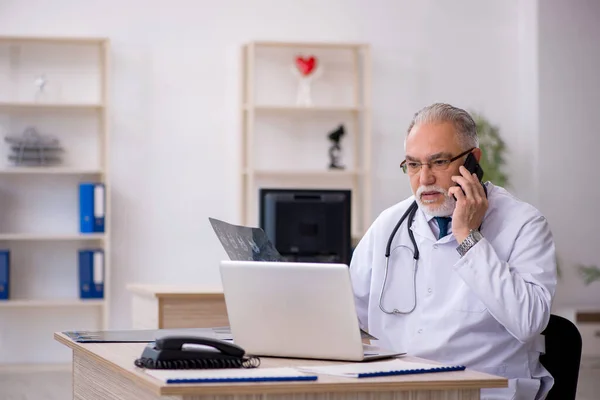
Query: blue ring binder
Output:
[[166, 375, 318, 384], [357, 365, 466, 378]]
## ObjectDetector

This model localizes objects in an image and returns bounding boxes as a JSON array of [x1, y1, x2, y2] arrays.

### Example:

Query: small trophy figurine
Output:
[[328, 124, 345, 170], [291, 55, 323, 107]]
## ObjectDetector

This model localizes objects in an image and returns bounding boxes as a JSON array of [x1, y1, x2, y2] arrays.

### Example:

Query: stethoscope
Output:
[[378, 200, 420, 315], [378, 184, 488, 315]]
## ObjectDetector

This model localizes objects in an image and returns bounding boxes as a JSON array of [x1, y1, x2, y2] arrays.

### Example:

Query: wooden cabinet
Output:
[[127, 284, 229, 329]]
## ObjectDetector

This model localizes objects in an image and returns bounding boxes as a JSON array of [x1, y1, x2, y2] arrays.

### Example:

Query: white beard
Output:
[[414, 185, 456, 217]]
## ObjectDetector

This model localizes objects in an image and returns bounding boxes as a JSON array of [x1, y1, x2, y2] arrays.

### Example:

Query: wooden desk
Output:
[[127, 284, 228, 329], [54, 332, 507, 400]]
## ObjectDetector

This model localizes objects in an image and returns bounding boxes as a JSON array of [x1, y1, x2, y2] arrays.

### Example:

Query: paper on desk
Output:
[[145, 367, 317, 384], [295, 359, 464, 378]]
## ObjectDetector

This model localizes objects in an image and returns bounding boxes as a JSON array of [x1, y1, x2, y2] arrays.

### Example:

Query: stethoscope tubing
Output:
[[379, 200, 420, 315]]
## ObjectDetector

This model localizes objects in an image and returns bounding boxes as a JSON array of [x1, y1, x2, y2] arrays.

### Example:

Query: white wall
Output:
[[0, 0, 535, 355], [538, 0, 600, 308]]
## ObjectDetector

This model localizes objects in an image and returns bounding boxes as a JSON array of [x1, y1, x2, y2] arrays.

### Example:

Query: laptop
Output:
[[218, 260, 404, 362]]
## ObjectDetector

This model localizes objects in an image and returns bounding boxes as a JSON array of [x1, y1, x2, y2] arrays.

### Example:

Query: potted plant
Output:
[[471, 111, 508, 188], [578, 264, 600, 285]]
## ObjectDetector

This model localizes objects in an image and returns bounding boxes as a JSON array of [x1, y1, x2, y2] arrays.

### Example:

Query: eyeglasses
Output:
[[400, 148, 474, 174]]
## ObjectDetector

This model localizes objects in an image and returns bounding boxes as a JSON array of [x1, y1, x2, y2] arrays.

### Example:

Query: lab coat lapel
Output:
[[410, 207, 437, 243]]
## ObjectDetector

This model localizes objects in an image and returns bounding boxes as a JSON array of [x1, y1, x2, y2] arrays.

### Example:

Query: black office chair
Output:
[[539, 314, 582, 400]]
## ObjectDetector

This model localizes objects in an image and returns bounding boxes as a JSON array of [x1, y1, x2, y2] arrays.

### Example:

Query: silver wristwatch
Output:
[[456, 229, 483, 257]]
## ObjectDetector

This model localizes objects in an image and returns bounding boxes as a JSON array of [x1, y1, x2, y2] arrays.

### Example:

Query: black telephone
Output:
[[134, 336, 260, 370], [464, 152, 484, 182], [453, 152, 485, 200]]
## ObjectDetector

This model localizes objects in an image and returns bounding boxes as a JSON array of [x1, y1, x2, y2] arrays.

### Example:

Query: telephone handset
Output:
[[134, 336, 261, 370]]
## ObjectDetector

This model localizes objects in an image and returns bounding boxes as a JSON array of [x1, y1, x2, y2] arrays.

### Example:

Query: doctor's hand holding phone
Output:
[[448, 150, 489, 245]]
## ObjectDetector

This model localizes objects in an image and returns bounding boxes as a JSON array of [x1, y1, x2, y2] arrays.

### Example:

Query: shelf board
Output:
[[246, 104, 363, 113], [0, 35, 108, 45], [250, 41, 367, 50], [0, 299, 104, 308], [247, 169, 362, 178], [0, 233, 105, 241], [0, 102, 104, 110], [0, 167, 103, 175]]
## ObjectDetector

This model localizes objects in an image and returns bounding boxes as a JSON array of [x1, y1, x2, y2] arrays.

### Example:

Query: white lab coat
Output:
[[350, 182, 557, 400]]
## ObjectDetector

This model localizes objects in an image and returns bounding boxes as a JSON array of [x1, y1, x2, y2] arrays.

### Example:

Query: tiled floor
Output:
[[0, 358, 598, 400]]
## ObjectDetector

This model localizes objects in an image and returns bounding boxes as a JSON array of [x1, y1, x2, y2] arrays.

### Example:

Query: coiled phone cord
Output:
[[134, 355, 261, 370]]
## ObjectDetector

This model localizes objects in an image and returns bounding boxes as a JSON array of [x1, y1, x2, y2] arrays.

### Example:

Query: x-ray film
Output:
[[208, 217, 283, 262]]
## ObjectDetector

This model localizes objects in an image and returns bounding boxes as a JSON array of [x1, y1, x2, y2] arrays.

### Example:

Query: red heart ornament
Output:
[[295, 56, 317, 76]]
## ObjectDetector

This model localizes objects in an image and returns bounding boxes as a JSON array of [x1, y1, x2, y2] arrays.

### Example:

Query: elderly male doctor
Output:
[[350, 103, 557, 400]]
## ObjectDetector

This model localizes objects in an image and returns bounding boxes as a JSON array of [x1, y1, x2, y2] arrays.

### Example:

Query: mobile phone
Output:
[[463, 152, 484, 182], [453, 153, 484, 200]]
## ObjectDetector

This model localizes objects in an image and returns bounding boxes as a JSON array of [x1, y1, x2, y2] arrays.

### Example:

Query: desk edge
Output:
[[53, 333, 508, 397], [54, 332, 164, 396]]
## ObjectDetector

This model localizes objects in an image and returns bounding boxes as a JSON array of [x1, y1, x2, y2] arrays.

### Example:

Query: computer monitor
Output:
[[258, 188, 352, 264]]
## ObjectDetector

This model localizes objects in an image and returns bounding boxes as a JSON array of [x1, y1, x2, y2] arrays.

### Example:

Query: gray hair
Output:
[[405, 103, 479, 150]]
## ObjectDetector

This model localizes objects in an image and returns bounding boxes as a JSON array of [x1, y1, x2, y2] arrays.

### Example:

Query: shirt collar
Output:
[[419, 206, 451, 222], [410, 206, 437, 242]]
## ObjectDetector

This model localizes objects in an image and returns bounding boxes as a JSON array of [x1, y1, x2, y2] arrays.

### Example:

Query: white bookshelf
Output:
[[240, 41, 372, 241], [0, 35, 110, 367]]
